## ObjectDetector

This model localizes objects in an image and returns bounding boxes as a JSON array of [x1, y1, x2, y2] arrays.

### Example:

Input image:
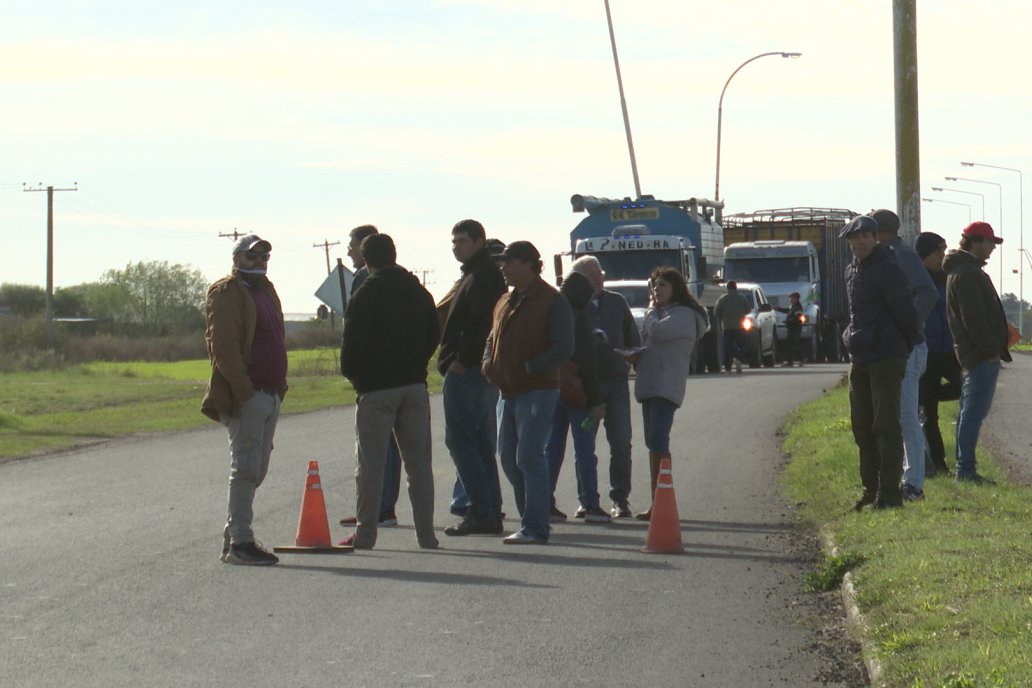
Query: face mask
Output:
[[237, 267, 267, 276]]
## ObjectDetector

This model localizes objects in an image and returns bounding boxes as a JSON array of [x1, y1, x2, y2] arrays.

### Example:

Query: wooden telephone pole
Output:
[[23, 182, 78, 349]]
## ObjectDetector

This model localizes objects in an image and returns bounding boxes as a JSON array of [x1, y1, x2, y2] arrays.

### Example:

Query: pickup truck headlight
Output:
[[741, 317, 754, 332]]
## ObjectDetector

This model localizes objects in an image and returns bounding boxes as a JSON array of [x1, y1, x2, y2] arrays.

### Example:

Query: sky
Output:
[[2, 0, 1030, 315]]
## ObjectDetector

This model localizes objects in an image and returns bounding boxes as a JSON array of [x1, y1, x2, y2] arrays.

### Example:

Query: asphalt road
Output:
[[1, 364, 852, 687], [983, 351, 1032, 483]]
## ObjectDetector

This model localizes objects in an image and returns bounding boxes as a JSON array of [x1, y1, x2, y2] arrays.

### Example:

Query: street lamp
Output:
[[923, 197, 971, 223], [962, 161, 1024, 336], [945, 175, 1004, 289], [930, 187, 984, 219], [714, 51, 801, 202]]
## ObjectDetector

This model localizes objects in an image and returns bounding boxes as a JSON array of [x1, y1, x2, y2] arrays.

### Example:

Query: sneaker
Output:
[[797, 361, 804, 368], [549, 506, 568, 523], [220, 542, 230, 562], [450, 504, 469, 517], [610, 501, 632, 519], [337, 533, 373, 549], [852, 495, 876, 512], [444, 514, 504, 536], [635, 507, 652, 521], [901, 483, 925, 501], [583, 506, 612, 524], [574, 505, 587, 519], [502, 530, 547, 545], [378, 510, 398, 527], [734, 359, 742, 375], [781, 361, 792, 368], [224, 541, 278, 566], [865, 499, 902, 511], [956, 473, 996, 486]]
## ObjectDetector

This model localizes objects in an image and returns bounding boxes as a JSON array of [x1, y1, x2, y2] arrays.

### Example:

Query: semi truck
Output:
[[558, 193, 727, 371], [721, 207, 858, 362]]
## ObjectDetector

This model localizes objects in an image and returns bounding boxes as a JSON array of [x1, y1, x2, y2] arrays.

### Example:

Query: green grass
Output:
[[0, 348, 444, 460], [782, 381, 1032, 687]]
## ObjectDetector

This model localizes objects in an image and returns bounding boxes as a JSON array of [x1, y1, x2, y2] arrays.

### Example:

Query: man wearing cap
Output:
[[714, 280, 751, 374], [840, 215, 919, 510], [340, 233, 440, 549], [202, 235, 286, 566], [915, 232, 960, 476], [869, 209, 938, 501], [483, 241, 574, 544], [943, 222, 1012, 484]]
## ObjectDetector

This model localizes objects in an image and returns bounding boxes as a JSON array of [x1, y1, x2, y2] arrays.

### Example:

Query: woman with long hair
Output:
[[632, 267, 709, 520]]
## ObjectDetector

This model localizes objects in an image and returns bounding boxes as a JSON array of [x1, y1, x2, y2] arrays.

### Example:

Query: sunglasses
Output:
[[244, 251, 271, 261]]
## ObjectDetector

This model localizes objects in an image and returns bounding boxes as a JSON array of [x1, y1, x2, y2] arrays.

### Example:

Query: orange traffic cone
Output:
[[642, 457, 684, 554], [274, 460, 353, 554]]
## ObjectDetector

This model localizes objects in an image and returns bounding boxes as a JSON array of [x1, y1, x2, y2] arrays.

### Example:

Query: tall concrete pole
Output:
[[893, 0, 921, 245]]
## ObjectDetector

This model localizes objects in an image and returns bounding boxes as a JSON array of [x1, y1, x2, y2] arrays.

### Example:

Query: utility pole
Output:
[[313, 239, 341, 275], [892, 0, 921, 245], [23, 182, 78, 349], [413, 268, 436, 287], [218, 228, 245, 242]]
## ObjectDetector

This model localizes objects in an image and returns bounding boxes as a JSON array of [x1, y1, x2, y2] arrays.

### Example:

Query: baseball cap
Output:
[[961, 221, 1003, 244], [233, 234, 272, 255], [495, 240, 540, 262], [839, 215, 880, 238]]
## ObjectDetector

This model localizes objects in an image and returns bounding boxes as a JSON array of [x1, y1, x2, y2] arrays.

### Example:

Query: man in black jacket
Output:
[[340, 233, 440, 549], [438, 220, 507, 536], [943, 222, 1011, 484], [841, 215, 919, 510]]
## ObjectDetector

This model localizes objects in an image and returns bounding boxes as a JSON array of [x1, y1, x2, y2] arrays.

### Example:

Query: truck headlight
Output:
[[741, 317, 754, 332]]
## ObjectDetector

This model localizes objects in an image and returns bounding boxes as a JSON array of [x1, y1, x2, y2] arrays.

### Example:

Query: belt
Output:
[[254, 387, 280, 396]]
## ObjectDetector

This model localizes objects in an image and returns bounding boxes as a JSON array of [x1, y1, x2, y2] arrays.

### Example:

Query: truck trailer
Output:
[[722, 207, 858, 362]]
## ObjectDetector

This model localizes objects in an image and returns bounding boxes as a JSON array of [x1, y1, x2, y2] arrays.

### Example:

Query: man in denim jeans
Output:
[[483, 241, 573, 544], [202, 234, 286, 566], [943, 222, 1012, 484], [438, 220, 506, 537]]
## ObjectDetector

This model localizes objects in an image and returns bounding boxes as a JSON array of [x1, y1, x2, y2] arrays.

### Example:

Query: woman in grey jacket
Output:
[[632, 267, 709, 520]]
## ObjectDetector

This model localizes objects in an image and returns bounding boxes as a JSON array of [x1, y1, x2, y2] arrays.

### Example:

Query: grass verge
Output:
[[0, 348, 443, 460], [782, 380, 1032, 687]]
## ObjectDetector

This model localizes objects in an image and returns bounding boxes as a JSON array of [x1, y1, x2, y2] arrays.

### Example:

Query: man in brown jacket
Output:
[[202, 235, 287, 566], [482, 241, 573, 544]]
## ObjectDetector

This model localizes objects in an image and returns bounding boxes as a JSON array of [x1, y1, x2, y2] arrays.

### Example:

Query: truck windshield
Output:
[[724, 257, 809, 283], [590, 251, 682, 282]]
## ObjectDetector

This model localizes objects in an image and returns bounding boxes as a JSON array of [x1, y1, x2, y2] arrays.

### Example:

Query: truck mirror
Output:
[[553, 254, 564, 286]]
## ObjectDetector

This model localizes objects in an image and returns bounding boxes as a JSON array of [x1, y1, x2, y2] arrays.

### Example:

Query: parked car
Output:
[[605, 279, 651, 336], [733, 282, 777, 368]]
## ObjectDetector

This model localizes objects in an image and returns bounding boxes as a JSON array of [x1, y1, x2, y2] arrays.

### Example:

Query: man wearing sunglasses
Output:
[[202, 234, 287, 566]]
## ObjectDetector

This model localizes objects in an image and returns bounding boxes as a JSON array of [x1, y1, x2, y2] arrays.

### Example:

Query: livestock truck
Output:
[[721, 207, 858, 362], [559, 193, 727, 371]]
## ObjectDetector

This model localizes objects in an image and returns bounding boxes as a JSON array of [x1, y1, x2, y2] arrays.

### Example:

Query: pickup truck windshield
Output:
[[588, 250, 682, 281], [724, 256, 809, 283]]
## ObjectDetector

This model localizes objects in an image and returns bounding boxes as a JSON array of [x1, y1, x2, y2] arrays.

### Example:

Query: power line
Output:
[[313, 239, 341, 275], [219, 228, 246, 242]]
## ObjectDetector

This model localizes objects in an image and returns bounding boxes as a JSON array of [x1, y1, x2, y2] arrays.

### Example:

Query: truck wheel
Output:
[[748, 335, 761, 368], [763, 337, 777, 368]]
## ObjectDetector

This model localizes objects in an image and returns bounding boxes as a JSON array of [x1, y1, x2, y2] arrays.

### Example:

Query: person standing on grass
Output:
[[483, 241, 574, 545], [339, 233, 440, 550], [202, 234, 285, 566], [943, 222, 1012, 485], [869, 209, 939, 502], [914, 232, 961, 476], [840, 216, 919, 511], [631, 267, 709, 521], [338, 224, 403, 529]]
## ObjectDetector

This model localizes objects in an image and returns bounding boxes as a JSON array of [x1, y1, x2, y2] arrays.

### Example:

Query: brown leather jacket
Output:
[[201, 272, 286, 422]]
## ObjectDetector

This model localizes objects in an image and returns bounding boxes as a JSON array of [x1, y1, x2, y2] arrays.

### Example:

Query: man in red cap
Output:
[[942, 222, 1012, 484]]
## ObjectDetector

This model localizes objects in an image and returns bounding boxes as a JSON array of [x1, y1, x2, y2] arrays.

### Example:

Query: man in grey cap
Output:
[[840, 216, 919, 510], [202, 234, 286, 565], [869, 209, 938, 501]]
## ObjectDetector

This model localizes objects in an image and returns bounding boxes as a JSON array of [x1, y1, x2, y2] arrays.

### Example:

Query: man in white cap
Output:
[[202, 234, 286, 566]]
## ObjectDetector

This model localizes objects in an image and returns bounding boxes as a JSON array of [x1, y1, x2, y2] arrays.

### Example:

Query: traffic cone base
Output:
[[642, 457, 685, 554], [275, 460, 353, 555]]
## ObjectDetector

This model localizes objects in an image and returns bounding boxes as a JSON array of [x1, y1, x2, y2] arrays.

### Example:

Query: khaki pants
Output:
[[223, 391, 280, 545], [353, 384, 437, 548]]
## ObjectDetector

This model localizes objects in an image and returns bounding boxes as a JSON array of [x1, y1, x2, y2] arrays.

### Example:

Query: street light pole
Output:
[[923, 197, 971, 224], [603, 0, 642, 199], [962, 161, 1024, 336], [714, 51, 801, 202], [930, 187, 984, 219], [946, 176, 1004, 290]]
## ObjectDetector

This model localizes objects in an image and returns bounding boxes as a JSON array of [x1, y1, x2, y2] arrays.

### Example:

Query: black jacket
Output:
[[943, 249, 1012, 370], [559, 272, 603, 408], [437, 247, 506, 374], [340, 265, 440, 394], [842, 244, 918, 364]]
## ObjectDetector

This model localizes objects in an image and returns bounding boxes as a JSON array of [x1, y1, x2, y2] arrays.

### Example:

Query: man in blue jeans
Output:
[[438, 219, 507, 536], [943, 222, 1012, 484], [483, 241, 573, 544]]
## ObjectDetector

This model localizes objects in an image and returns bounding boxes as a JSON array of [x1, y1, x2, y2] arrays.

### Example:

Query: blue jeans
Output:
[[721, 328, 747, 369], [901, 343, 928, 490], [600, 378, 633, 503], [641, 397, 677, 454], [955, 359, 1001, 477], [497, 389, 559, 541], [545, 400, 601, 510], [443, 368, 501, 519]]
